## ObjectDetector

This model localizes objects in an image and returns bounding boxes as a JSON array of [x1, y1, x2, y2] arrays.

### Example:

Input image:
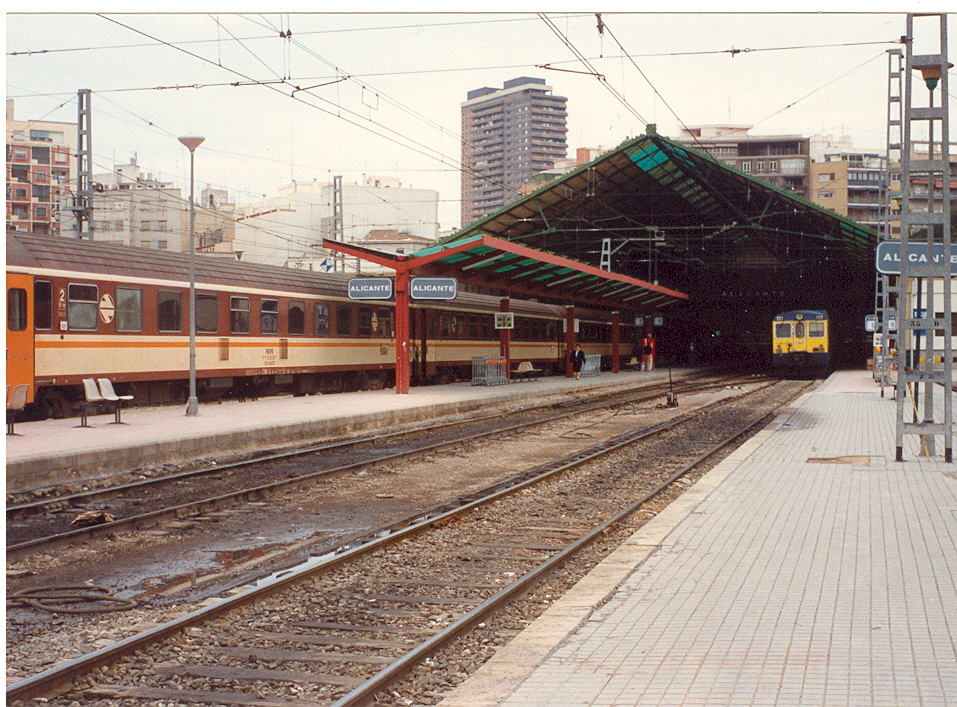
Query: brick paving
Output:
[[439, 371, 957, 706]]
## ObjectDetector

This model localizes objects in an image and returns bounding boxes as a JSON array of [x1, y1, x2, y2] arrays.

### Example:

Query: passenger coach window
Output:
[[377, 308, 393, 337], [795, 322, 805, 338], [774, 322, 792, 338], [808, 322, 825, 338], [34, 280, 52, 330], [260, 298, 279, 335], [7, 288, 27, 331], [196, 293, 218, 333], [315, 303, 329, 336], [289, 300, 305, 335], [337, 305, 353, 337], [230, 296, 250, 334], [67, 283, 98, 330], [157, 290, 182, 332], [115, 287, 142, 332], [358, 307, 372, 337]]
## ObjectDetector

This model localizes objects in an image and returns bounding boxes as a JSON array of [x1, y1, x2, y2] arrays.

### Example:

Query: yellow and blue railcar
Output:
[[772, 310, 829, 374]]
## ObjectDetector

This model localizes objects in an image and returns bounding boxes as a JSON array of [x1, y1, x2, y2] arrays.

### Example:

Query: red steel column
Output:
[[395, 269, 411, 394], [611, 311, 620, 373], [499, 297, 511, 380], [565, 306, 576, 378]]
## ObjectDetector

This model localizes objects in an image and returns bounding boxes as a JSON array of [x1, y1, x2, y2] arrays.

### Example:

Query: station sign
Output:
[[876, 241, 957, 275], [348, 277, 393, 300], [411, 277, 458, 300]]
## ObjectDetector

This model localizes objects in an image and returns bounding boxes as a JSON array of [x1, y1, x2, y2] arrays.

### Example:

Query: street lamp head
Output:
[[913, 61, 952, 92], [178, 136, 205, 151]]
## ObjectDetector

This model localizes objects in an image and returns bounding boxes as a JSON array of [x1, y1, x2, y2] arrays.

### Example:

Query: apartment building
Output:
[[81, 158, 186, 250], [810, 152, 887, 231], [677, 125, 811, 200], [6, 99, 76, 236], [461, 77, 568, 226]]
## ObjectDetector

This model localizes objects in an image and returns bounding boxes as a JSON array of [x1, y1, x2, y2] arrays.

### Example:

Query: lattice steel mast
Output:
[[895, 13, 953, 462]]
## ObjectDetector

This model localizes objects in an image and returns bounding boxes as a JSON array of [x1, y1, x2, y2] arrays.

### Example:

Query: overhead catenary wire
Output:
[[15, 13, 906, 257], [92, 13, 540, 208]]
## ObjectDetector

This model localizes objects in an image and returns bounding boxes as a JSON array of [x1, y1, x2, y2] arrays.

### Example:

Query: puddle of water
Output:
[[135, 540, 291, 597]]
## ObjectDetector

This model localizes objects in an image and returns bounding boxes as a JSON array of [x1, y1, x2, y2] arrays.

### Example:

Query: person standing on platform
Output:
[[642, 340, 653, 371], [572, 344, 586, 380]]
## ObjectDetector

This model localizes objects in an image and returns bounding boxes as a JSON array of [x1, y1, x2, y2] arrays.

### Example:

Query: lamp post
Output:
[[178, 136, 205, 416]]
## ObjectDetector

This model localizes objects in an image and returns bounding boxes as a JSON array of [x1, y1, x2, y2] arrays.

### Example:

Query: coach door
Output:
[[793, 319, 807, 353], [6, 273, 35, 402]]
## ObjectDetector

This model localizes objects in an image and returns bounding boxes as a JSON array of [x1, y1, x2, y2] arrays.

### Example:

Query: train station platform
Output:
[[438, 370, 957, 707], [5, 368, 680, 494]]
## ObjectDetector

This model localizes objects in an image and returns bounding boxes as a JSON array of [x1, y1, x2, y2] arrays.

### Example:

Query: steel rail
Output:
[[7, 374, 744, 558], [8, 372, 719, 517], [6, 379, 788, 703], [329, 386, 807, 707]]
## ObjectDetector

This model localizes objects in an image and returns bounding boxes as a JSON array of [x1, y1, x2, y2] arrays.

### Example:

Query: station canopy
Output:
[[439, 127, 876, 300], [324, 233, 688, 310]]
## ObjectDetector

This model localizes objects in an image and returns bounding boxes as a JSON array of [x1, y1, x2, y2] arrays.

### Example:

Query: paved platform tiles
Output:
[[438, 370, 957, 707], [5, 368, 678, 493]]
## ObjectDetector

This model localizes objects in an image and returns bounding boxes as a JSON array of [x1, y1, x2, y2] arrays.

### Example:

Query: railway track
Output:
[[7, 372, 752, 558], [7, 378, 812, 706]]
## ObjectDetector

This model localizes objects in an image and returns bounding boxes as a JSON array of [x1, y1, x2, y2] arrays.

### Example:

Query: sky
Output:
[[6, 9, 954, 232]]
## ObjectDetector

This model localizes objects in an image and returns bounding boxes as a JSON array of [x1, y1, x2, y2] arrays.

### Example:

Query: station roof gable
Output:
[[447, 129, 876, 281]]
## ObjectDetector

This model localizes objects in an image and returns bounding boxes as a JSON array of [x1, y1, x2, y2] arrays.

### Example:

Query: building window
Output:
[[34, 280, 52, 331], [817, 191, 835, 200], [67, 283, 99, 331], [115, 287, 143, 332], [756, 161, 765, 173], [288, 300, 305, 335], [196, 293, 218, 333], [230, 296, 250, 334], [158, 290, 182, 332], [29, 129, 62, 143], [781, 159, 805, 175], [741, 161, 752, 173], [260, 298, 279, 335], [31, 146, 50, 164]]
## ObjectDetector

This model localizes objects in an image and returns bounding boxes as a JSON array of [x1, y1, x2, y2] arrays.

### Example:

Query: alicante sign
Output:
[[876, 241, 957, 275], [348, 278, 393, 300], [410, 277, 458, 300]]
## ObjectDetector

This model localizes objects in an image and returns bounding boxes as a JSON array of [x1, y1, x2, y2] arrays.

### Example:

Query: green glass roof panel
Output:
[[441, 252, 474, 263], [411, 234, 483, 257]]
